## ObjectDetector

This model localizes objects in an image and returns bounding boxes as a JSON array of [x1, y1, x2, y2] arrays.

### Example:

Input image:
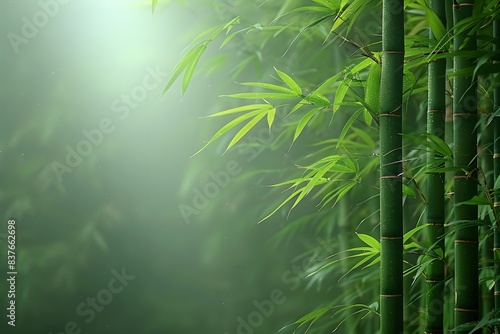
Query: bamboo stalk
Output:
[[493, 19, 500, 311], [453, 1, 478, 332], [425, 0, 447, 332], [379, 0, 404, 333]]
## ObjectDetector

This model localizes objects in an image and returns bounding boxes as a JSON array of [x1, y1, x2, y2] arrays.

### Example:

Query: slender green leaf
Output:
[[267, 108, 276, 129], [223, 92, 298, 99], [162, 44, 202, 94], [457, 195, 491, 206], [403, 224, 429, 244], [293, 107, 323, 141], [315, 71, 344, 94], [239, 82, 295, 94], [365, 62, 381, 115], [356, 233, 380, 251], [337, 108, 364, 148], [258, 188, 304, 223], [416, 0, 446, 41], [290, 6, 334, 14], [312, 0, 337, 10], [293, 160, 338, 208], [402, 133, 452, 158], [333, 79, 350, 111], [275, 68, 302, 95], [192, 109, 264, 156], [303, 92, 331, 107], [331, 0, 367, 32], [182, 43, 207, 93], [351, 58, 374, 74], [208, 104, 272, 117], [226, 112, 267, 152]]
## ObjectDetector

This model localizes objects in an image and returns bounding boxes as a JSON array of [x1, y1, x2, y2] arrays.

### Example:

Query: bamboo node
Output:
[[428, 109, 444, 113], [381, 236, 403, 240], [380, 294, 403, 297], [455, 239, 477, 244], [494, 202, 500, 208], [494, 292, 500, 296], [493, 154, 500, 159], [453, 2, 474, 7], [453, 113, 477, 117], [453, 175, 475, 180], [384, 50, 405, 54], [380, 175, 402, 179], [427, 222, 443, 226], [425, 279, 441, 283], [424, 332, 444, 334], [454, 308, 478, 313], [379, 113, 402, 117]]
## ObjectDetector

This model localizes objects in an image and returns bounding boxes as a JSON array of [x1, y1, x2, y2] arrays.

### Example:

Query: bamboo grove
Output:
[[158, 0, 500, 333]]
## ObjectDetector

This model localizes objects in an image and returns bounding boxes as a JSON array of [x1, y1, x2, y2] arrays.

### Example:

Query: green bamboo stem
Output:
[[453, 1, 478, 332], [425, 0, 447, 332], [493, 19, 500, 310], [379, 1, 404, 333], [480, 121, 494, 324]]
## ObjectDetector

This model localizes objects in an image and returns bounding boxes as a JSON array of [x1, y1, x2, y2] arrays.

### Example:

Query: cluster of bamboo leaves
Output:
[[156, 0, 500, 333]]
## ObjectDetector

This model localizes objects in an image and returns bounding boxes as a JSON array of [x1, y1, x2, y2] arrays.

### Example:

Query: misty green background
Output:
[[0, 1, 329, 333]]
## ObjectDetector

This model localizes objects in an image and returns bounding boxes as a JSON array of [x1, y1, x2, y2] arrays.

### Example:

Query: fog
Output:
[[0, 1, 324, 333]]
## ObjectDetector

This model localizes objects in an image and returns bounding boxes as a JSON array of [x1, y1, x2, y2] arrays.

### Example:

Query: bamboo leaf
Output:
[[402, 69, 416, 96], [223, 92, 298, 99], [363, 109, 373, 125], [290, 5, 334, 13], [293, 107, 323, 141], [364, 62, 381, 116], [411, 258, 437, 284], [315, 71, 344, 94], [220, 30, 243, 48], [404, 224, 429, 244], [337, 108, 364, 148], [312, 0, 337, 10], [162, 17, 240, 95], [239, 82, 295, 94], [307, 252, 375, 278], [424, 166, 462, 173], [416, 0, 446, 41], [226, 112, 267, 152], [319, 181, 357, 208], [303, 92, 331, 107], [293, 160, 338, 208], [267, 108, 276, 129], [339, 253, 378, 280], [351, 127, 375, 148], [208, 104, 272, 117], [289, 306, 331, 333], [333, 79, 350, 111], [457, 195, 491, 206], [356, 233, 380, 251], [274, 68, 302, 95], [331, 0, 367, 33], [351, 58, 374, 74], [288, 99, 309, 115], [494, 175, 500, 191], [426, 133, 453, 157], [402, 133, 452, 158], [403, 184, 416, 198], [182, 43, 207, 93], [192, 109, 264, 156], [151, 0, 158, 13], [162, 43, 202, 95], [258, 188, 304, 223]]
